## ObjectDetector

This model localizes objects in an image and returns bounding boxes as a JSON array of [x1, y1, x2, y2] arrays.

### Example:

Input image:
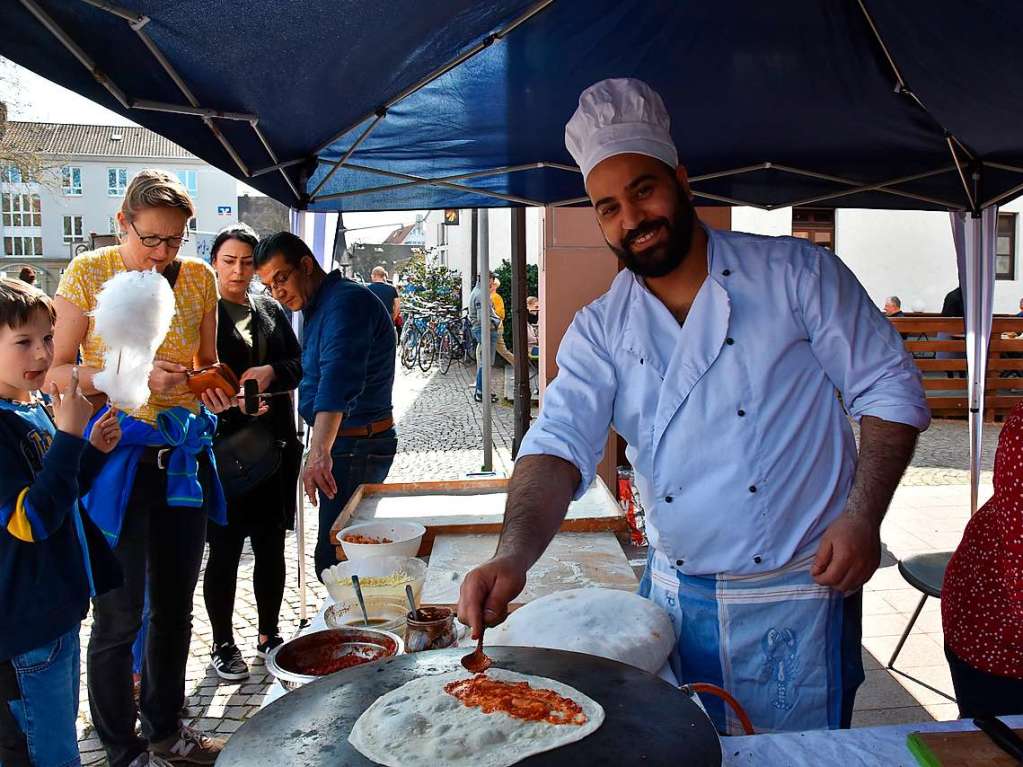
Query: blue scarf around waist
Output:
[[83, 405, 227, 546]]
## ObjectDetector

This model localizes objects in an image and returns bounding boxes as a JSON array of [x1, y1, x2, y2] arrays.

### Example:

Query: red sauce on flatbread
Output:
[[444, 674, 588, 725]]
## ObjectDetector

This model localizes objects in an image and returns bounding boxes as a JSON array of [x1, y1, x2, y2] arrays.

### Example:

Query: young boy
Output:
[[0, 278, 122, 766]]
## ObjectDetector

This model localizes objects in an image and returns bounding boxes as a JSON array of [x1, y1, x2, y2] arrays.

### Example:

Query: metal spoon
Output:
[[351, 575, 370, 627], [460, 627, 492, 674], [405, 584, 420, 622]]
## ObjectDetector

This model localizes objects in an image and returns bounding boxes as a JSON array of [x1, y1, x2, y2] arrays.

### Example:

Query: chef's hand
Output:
[[457, 555, 528, 640], [149, 360, 188, 394], [811, 513, 881, 594], [303, 444, 336, 506]]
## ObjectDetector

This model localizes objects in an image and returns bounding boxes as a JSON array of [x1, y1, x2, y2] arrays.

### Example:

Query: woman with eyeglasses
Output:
[[48, 169, 229, 766], [203, 224, 301, 681]]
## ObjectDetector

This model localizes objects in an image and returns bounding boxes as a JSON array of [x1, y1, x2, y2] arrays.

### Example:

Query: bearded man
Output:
[[457, 78, 929, 734]]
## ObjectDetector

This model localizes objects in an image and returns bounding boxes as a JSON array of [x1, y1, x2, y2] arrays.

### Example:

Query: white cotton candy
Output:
[[91, 269, 177, 411]]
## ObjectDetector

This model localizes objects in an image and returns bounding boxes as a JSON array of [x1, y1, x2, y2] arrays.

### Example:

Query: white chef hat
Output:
[[565, 78, 678, 181]]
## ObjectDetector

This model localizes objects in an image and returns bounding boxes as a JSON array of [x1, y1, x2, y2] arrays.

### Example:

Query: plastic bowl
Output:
[[321, 555, 427, 614], [266, 627, 403, 691], [337, 520, 426, 560]]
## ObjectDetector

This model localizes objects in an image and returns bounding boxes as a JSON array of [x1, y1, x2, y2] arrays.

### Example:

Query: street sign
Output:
[[443, 208, 459, 225]]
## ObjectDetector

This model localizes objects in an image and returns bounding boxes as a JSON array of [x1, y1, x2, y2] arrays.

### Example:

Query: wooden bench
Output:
[[890, 315, 1023, 420]]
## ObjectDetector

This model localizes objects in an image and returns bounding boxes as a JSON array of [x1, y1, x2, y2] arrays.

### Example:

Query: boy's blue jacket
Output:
[[0, 400, 121, 661]]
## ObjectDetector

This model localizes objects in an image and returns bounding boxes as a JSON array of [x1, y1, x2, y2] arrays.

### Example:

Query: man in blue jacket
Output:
[[255, 233, 397, 579]]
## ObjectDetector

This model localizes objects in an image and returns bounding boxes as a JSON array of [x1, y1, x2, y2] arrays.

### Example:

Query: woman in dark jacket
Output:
[[203, 224, 302, 680]]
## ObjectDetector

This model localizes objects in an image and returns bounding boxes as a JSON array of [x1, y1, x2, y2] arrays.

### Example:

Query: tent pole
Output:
[[251, 122, 301, 200], [511, 207, 531, 456], [309, 113, 386, 200], [312, 0, 556, 156], [478, 210, 493, 472], [314, 162, 546, 200]]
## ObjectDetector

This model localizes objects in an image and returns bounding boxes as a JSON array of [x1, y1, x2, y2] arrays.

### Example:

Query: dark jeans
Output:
[[946, 645, 1023, 718], [472, 326, 498, 395], [87, 464, 209, 767], [840, 590, 865, 729], [204, 520, 286, 645], [314, 429, 397, 580]]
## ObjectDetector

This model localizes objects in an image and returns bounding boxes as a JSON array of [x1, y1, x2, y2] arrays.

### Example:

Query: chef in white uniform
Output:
[[457, 78, 929, 734]]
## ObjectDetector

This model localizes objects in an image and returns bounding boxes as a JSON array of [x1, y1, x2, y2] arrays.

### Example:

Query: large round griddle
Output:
[[219, 646, 721, 767]]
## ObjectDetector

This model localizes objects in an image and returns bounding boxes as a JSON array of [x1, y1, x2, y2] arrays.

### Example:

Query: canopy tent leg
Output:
[[479, 209, 494, 473], [511, 207, 531, 455], [950, 206, 999, 514]]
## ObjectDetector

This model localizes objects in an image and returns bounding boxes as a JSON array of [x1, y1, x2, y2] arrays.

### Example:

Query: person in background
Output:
[[17, 267, 35, 287], [254, 232, 396, 581], [942, 401, 1023, 717], [526, 295, 540, 359], [468, 273, 499, 403], [0, 279, 121, 767], [491, 276, 516, 368], [48, 169, 230, 766], [883, 296, 904, 317], [1016, 297, 1023, 318], [204, 224, 302, 681], [367, 266, 400, 323]]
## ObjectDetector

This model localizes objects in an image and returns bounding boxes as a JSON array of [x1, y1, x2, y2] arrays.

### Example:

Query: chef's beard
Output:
[[607, 185, 696, 278]]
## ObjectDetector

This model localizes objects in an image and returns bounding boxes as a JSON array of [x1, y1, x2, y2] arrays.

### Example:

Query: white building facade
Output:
[[733, 199, 1023, 315], [1, 122, 237, 292]]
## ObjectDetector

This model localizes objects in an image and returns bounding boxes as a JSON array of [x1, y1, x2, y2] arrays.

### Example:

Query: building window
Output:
[[3, 237, 44, 257], [1, 165, 22, 183], [792, 208, 835, 249], [63, 215, 84, 243], [1, 193, 42, 227], [188, 216, 198, 232], [996, 212, 1017, 280], [108, 216, 119, 235], [177, 170, 198, 196], [62, 166, 82, 196], [107, 168, 128, 196]]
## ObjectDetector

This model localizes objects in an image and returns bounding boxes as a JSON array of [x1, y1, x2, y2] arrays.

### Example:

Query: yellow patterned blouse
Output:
[[57, 246, 218, 426]]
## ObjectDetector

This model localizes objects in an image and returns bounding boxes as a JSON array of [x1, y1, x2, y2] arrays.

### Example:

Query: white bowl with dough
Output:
[[337, 520, 426, 560]]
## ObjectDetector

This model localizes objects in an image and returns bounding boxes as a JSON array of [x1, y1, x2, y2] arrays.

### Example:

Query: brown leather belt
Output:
[[338, 416, 394, 438]]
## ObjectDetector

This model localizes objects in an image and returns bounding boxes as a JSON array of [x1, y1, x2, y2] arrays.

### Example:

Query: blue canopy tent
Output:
[[4, 0, 1023, 509]]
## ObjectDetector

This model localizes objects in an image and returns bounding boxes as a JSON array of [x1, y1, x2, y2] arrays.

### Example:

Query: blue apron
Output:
[[640, 549, 855, 734]]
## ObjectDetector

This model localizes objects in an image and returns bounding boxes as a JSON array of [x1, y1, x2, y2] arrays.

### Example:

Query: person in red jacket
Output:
[[942, 403, 1023, 717]]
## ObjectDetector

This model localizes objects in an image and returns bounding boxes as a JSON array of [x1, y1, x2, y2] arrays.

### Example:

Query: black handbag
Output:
[[213, 420, 283, 498]]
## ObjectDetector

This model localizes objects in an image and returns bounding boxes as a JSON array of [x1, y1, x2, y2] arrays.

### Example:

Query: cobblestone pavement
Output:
[[75, 357, 993, 759]]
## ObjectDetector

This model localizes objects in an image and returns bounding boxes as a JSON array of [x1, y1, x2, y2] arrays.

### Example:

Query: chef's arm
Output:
[[811, 415, 918, 592], [457, 455, 579, 639], [497, 454, 580, 568], [844, 415, 918, 527]]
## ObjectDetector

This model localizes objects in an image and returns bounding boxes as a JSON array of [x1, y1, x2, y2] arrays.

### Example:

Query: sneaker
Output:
[[210, 641, 249, 681], [255, 634, 285, 659], [149, 725, 225, 765]]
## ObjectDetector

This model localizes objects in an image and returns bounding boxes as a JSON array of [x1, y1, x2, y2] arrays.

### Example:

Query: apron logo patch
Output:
[[759, 627, 799, 711]]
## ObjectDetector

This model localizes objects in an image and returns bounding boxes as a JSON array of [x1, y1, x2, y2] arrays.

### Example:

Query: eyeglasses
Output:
[[267, 267, 295, 291], [130, 220, 188, 249]]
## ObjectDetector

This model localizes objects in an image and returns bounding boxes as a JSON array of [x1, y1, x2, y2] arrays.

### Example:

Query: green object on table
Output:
[[906, 732, 942, 767]]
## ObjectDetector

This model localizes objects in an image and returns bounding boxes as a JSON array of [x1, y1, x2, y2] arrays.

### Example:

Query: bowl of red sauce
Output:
[[266, 627, 404, 691]]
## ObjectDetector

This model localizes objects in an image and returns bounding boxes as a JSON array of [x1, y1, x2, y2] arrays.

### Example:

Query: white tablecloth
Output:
[[721, 715, 1023, 766]]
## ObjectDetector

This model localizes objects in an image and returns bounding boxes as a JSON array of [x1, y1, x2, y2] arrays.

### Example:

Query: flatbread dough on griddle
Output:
[[349, 668, 604, 767], [485, 588, 675, 674]]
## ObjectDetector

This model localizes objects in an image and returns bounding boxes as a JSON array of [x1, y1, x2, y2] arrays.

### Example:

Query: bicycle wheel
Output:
[[417, 331, 437, 372], [439, 333, 453, 374], [447, 328, 465, 362], [400, 328, 419, 369]]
